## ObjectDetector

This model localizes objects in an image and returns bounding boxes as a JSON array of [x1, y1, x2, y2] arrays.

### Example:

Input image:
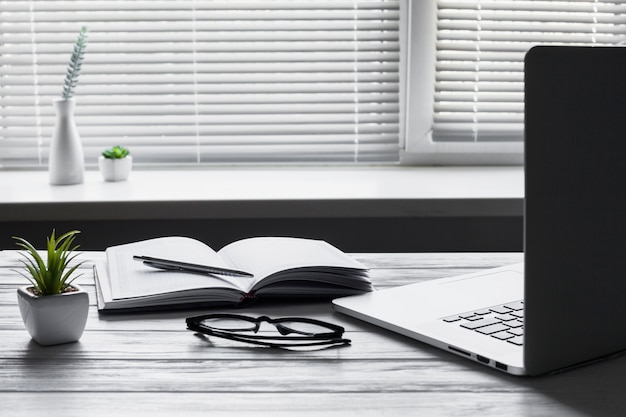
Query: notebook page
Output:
[[107, 237, 249, 299], [218, 237, 365, 292]]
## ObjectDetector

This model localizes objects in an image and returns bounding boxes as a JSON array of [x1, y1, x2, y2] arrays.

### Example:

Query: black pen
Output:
[[133, 255, 253, 277]]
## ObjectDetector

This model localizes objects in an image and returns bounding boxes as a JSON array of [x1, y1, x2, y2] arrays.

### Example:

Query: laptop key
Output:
[[443, 316, 461, 323], [490, 305, 513, 314], [475, 323, 511, 335], [491, 330, 515, 340], [504, 320, 524, 328], [507, 336, 524, 346], [460, 317, 500, 330], [504, 301, 524, 311], [494, 314, 516, 321], [511, 311, 524, 319]]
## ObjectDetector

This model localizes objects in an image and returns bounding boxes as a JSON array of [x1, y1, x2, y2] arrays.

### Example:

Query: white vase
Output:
[[49, 98, 84, 185], [98, 155, 132, 181], [16, 285, 89, 346]]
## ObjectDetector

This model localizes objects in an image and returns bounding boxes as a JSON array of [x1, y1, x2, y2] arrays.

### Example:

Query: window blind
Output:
[[0, 0, 401, 168], [434, 0, 626, 143]]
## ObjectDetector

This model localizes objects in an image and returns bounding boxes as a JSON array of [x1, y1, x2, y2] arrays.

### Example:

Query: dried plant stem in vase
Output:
[[49, 26, 89, 186]]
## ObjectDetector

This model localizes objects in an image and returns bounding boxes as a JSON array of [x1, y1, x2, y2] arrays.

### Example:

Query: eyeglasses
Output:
[[186, 313, 351, 349]]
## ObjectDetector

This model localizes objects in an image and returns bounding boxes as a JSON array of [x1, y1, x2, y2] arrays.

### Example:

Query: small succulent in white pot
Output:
[[99, 145, 132, 182], [13, 230, 89, 346]]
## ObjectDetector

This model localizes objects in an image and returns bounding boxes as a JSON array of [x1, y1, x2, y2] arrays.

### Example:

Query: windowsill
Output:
[[0, 166, 523, 222]]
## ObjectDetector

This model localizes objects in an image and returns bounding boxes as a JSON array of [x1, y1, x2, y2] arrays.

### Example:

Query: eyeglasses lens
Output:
[[275, 321, 333, 336], [201, 317, 334, 336], [201, 317, 256, 332]]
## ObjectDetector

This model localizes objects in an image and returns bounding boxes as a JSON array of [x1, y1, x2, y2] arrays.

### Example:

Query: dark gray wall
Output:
[[1, 216, 522, 252]]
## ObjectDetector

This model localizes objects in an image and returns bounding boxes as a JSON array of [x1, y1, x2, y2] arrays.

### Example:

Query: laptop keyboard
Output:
[[442, 300, 524, 346]]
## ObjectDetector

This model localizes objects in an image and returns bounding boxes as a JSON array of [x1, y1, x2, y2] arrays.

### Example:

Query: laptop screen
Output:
[[523, 46, 626, 374]]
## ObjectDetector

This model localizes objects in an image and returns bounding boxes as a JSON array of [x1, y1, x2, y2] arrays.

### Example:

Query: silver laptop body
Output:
[[333, 46, 626, 376]]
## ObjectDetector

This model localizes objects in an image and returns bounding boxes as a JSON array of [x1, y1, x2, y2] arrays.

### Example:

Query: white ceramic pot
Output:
[[98, 155, 132, 182], [49, 98, 85, 185], [16, 285, 89, 346]]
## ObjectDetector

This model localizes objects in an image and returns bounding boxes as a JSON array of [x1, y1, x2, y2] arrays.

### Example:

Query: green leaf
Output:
[[102, 145, 130, 159], [13, 230, 83, 296]]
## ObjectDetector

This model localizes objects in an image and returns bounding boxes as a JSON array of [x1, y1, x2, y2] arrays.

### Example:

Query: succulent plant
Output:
[[13, 230, 85, 296], [102, 145, 130, 159]]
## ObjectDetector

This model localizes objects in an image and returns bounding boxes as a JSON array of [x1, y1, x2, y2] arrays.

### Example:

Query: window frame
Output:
[[0, 0, 529, 169], [401, 0, 523, 166]]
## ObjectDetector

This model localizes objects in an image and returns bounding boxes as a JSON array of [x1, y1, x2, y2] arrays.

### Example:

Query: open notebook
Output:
[[95, 236, 372, 312]]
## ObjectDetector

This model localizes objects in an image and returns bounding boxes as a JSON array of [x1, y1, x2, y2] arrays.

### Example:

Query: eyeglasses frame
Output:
[[186, 313, 351, 348]]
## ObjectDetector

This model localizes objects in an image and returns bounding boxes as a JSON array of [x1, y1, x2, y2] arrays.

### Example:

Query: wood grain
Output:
[[2, 251, 624, 417]]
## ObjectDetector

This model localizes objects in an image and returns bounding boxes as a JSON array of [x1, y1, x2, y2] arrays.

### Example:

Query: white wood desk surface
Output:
[[1, 251, 625, 417]]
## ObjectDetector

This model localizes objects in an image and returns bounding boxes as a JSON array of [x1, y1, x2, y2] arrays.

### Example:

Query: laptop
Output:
[[333, 46, 626, 376]]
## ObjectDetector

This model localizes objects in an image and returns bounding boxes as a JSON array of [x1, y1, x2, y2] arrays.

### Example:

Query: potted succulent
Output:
[[13, 230, 89, 346], [99, 145, 132, 181]]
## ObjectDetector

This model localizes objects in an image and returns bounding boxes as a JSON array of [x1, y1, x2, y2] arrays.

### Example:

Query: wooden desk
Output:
[[1, 252, 625, 417]]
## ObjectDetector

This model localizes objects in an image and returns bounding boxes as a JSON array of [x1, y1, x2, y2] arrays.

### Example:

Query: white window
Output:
[[5, 1, 619, 169], [0, 0, 402, 168], [403, 0, 626, 165]]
